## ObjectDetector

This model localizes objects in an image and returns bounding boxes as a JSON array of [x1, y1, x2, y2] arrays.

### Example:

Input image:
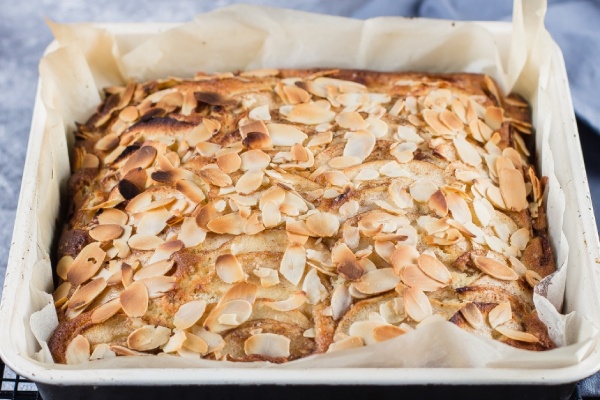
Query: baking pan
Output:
[[1, 7, 600, 400]]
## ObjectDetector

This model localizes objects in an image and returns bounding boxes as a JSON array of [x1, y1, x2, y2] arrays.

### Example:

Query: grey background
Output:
[[1, 0, 599, 393]]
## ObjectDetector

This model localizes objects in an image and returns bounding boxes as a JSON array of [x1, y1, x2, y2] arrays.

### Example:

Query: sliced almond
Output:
[[328, 156, 362, 169], [244, 333, 291, 358], [149, 240, 184, 264], [266, 123, 308, 146], [89, 224, 124, 242], [265, 292, 307, 312], [138, 276, 177, 298], [428, 190, 448, 217], [65, 335, 90, 365], [331, 284, 352, 321], [68, 278, 107, 310], [525, 270, 543, 288], [175, 179, 206, 204], [453, 136, 482, 166], [240, 150, 271, 171], [199, 167, 233, 187], [216, 253, 245, 284], [217, 152, 242, 174], [249, 104, 271, 121], [235, 169, 264, 194], [373, 324, 406, 343], [95, 133, 119, 151], [336, 111, 369, 130], [344, 130, 376, 161], [460, 303, 484, 329], [136, 207, 171, 236], [179, 217, 207, 248], [128, 234, 165, 251], [56, 255, 74, 280], [495, 326, 539, 343], [173, 300, 208, 331], [203, 299, 253, 333], [488, 301, 512, 328], [410, 179, 439, 203], [399, 265, 447, 292], [472, 256, 519, 281], [352, 268, 400, 295], [134, 260, 174, 281], [280, 244, 306, 286], [286, 103, 335, 125], [91, 298, 122, 324], [67, 242, 106, 286], [499, 168, 528, 211], [122, 146, 157, 175], [127, 325, 171, 351], [390, 245, 419, 274], [98, 208, 128, 226], [120, 281, 149, 317], [206, 212, 246, 235], [403, 287, 432, 322], [446, 192, 471, 224], [307, 131, 333, 147], [53, 281, 72, 306], [219, 282, 258, 306], [306, 212, 340, 237], [327, 336, 364, 353], [302, 268, 328, 304], [417, 254, 452, 284], [439, 109, 463, 131], [332, 242, 364, 281]]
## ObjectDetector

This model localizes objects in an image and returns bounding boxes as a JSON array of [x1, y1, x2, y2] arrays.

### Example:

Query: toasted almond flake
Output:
[[95, 133, 119, 151], [306, 212, 340, 237], [472, 255, 519, 281], [81, 153, 100, 169], [445, 192, 471, 224], [53, 281, 71, 306], [280, 244, 306, 286], [342, 223, 360, 249], [264, 123, 307, 146], [328, 155, 362, 169], [68, 278, 107, 310], [215, 253, 245, 284], [290, 143, 309, 162], [488, 301, 512, 328], [128, 234, 165, 251], [162, 331, 187, 353], [138, 276, 176, 298], [65, 335, 90, 365], [120, 262, 134, 288], [460, 303, 484, 329], [417, 254, 452, 284], [206, 212, 245, 235], [67, 242, 106, 286], [453, 136, 481, 166], [136, 207, 171, 236], [486, 185, 507, 209], [265, 292, 307, 312], [127, 325, 171, 351], [249, 104, 271, 121], [148, 240, 184, 265], [399, 265, 447, 292], [258, 200, 280, 228], [390, 245, 419, 274], [344, 130, 376, 161], [122, 146, 157, 175], [216, 152, 242, 174], [439, 109, 464, 131], [240, 150, 271, 171], [403, 287, 432, 322], [374, 240, 396, 262], [175, 179, 205, 204], [485, 106, 504, 130], [235, 169, 264, 194], [332, 242, 364, 281], [352, 268, 400, 295], [373, 324, 406, 343], [306, 131, 333, 147], [190, 327, 226, 354], [510, 228, 530, 251], [409, 179, 438, 203], [327, 336, 364, 353], [219, 282, 258, 306], [355, 168, 379, 181], [282, 102, 334, 125], [120, 281, 148, 317], [90, 343, 116, 361], [347, 320, 387, 345], [495, 326, 539, 343], [422, 109, 452, 137], [56, 255, 74, 280], [284, 85, 311, 104], [378, 161, 404, 178], [133, 260, 174, 281], [173, 300, 208, 331], [196, 142, 222, 157], [244, 333, 291, 358], [97, 208, 128, 226], [253, 267, 280, 287], [525, 270, 543, 287], [204, 299, 253, 333], [199, 167, 233, 187], [331, 284, 352, 321], [498, 168, 528, 211], [91, 298, 122, 324], [428, 190, 448, 217], [89, 224, 124, 242], [240, 120, 269, 140], [179, 217, 207, 248], [302, 267, 328, 304], [336, 111, 369, 130]]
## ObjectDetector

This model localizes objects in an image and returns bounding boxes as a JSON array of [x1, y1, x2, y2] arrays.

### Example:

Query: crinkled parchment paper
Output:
[[24, 0, 600, 370]]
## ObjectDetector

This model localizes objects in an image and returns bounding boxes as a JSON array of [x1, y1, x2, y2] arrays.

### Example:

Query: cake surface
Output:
[[49, 68, 556, 364]]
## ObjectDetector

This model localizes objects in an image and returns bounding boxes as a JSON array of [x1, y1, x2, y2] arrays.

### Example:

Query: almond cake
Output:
[[48, 69, 556, 364]]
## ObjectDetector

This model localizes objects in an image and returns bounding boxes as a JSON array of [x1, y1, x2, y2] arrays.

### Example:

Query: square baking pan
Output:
[[1, 12, 600, 400]]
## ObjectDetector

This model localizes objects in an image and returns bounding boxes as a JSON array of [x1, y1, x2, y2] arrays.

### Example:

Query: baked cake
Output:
[[48, 69, 556, 364]]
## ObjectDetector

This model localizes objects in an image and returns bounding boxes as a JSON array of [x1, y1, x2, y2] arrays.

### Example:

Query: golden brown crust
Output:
[[50, 68, 556, 365]]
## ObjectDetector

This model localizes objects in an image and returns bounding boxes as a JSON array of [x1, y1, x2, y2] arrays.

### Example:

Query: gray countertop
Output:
[[1, 0, 599, 395]]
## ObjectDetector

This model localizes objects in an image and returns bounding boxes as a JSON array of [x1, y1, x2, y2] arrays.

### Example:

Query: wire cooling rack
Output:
[[0, 361, 41, 400]]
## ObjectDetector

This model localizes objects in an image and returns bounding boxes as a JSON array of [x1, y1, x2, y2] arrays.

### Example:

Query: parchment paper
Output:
[[25, 0, 600, 369]]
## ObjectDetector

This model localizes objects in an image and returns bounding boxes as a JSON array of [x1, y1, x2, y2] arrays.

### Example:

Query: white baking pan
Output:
[[1, 10, 599, 400]]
